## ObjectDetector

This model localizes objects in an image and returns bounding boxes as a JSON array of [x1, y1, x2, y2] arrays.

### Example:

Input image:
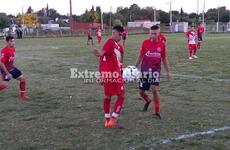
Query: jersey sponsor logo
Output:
[[145, 50, 161, 58]]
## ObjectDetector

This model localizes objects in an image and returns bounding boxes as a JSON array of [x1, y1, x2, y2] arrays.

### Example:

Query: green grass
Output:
[[0, 33, 230, 150]]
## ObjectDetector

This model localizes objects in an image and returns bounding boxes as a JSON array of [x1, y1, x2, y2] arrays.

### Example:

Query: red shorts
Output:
[[103, 77, 125, 96], [188, 44, 197, 50]]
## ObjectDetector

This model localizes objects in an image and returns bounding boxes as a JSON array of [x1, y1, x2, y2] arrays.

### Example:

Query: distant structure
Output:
[[128, 20, 160, 28]]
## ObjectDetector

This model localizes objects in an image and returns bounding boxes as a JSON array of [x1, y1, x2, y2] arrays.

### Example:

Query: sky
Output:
[[0, 0, 229, 16]]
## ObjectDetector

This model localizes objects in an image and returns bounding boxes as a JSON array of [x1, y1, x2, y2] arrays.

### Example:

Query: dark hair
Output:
[[113, 25, 124, 33], [6, 35, 14, 42], [150, 25, 160, 30]]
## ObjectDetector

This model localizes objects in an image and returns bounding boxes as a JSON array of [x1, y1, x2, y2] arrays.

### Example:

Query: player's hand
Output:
[[6, 73, 12, 80], [92, 48, 99, 57], [167, 72, 173, 81]]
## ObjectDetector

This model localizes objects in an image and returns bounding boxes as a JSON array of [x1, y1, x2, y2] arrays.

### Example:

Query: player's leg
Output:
[[87, 36, 90, 45], [98, 36, 102, 44], [16, 75, 29, 100], [91, 38, 94, 46], [0, 81, 9, 91], [139, 77, 151, 111], [188, 45, 193, 59], [108, 80, 125, 129], [108, 93, 125, 129], [139, 89, 151, 111], [197, 41, 201, 49], [151, 85, 161, 119], [11, 68, 29, 100], [0, 72, 10, 91], [197, 35, 202, 49], [103, 95, 112, 127], [193, 45, 198, 58]]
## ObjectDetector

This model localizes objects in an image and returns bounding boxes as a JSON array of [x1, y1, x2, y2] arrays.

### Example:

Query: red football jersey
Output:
[[139, 39, 166, 71], [1, 46, 15, 71], [197, 27, 204, 35], [99, 38, 123, 74], [96, 28, 102, 37]]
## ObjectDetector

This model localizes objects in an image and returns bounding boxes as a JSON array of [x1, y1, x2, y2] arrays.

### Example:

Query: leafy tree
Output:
[[0, 13, 10, 28]]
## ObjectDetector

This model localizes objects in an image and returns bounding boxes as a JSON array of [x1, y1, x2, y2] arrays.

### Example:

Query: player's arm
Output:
[[135, 41, 145, 68], [135, 55, 143, 68], [162, 57, 173, 81], [92, 48, 105, 57], [93, 39, 114, 57], [0, 61, 11, 80], [161, 47, 172, 81]]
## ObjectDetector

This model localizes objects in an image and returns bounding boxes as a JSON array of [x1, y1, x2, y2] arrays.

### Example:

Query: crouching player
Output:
[[0, 35, 29, 100]]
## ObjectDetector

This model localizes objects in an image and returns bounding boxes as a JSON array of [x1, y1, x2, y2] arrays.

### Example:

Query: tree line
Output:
[[0, 3, 230, 29]]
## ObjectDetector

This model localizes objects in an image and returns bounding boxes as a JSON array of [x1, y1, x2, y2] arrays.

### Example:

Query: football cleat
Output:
[[142, 102, 150, 112], [154, 112, 162, 120]]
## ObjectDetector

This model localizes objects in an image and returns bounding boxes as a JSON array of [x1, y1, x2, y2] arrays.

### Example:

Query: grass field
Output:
[[0, 33, 230, 150]]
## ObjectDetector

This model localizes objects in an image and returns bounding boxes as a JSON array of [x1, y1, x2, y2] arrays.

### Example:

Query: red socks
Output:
[[154, 99, 160, 113], [197, 42, 201, 49], [189, 49, 193, 57], [20, 80, 26, 92], [104, 98, 111, 121], [112, 96, 125, 118], [143, 93, 151, 103]]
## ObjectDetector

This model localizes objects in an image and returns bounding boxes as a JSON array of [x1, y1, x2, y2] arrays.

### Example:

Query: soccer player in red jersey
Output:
[[135, 25, 172, 119], [197, 22, 205, 49], [93, 25, 125, 128], [0, 35, 29, 100], [122, 27, 128, 47], [96, 26, 102, 44], [86, 27, 93, 46], [186, 26, 198, 59]]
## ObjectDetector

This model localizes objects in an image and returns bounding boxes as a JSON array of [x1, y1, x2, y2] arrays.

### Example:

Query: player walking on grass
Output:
[[93, 25, 125, 129], [197, 22, 205, 49], [186, 26, 198, 60], [96, 26, 102, 44], [0, 35, 29, 100], [135, 25, 172, 119], [87, 27, 93, 46]]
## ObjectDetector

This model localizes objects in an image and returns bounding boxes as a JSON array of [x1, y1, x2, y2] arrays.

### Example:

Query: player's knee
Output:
[[139, 90, 145, 97], [18, 75, 26, 82], [151, 86, 158, 93], [117, 94, 125, 99]]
